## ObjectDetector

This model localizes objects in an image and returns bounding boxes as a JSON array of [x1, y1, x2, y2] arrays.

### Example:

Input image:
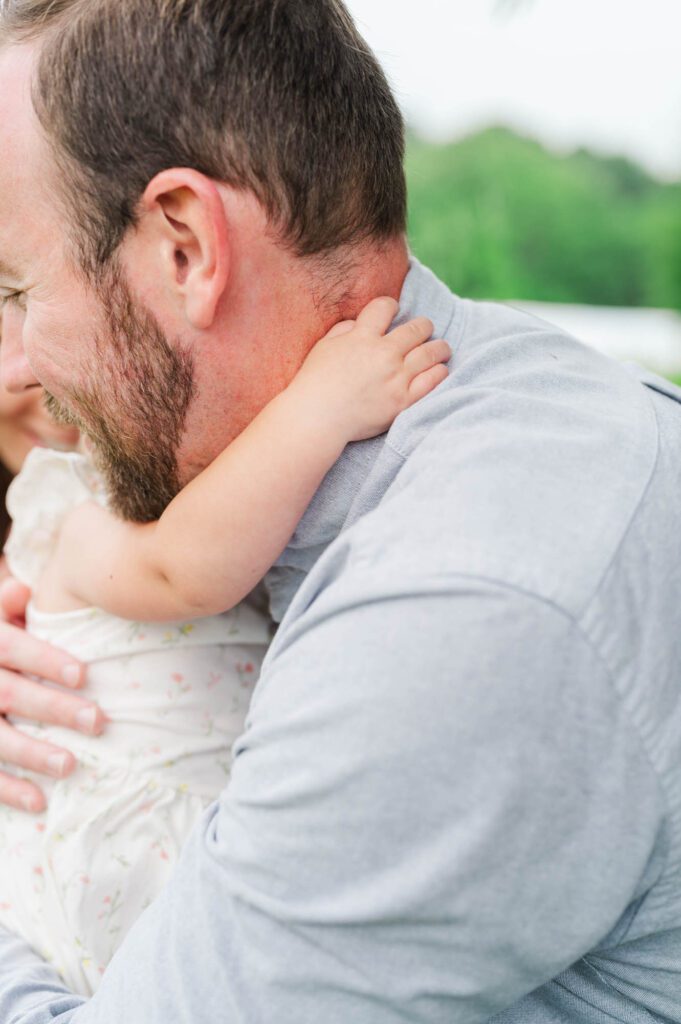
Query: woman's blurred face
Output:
[[0, 382, 79, 475]]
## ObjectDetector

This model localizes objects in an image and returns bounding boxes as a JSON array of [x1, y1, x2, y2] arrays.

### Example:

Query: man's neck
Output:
[[265, 256, 459, 623], [192, 234, 410, 452], [230, 234, 411, 366], [310, 238, 411, 327]]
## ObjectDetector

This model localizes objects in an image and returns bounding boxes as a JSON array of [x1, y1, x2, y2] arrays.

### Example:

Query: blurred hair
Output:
[[0, 0, 407, 280], [0, 459, 12, 549], [0, 319, 11, 547]]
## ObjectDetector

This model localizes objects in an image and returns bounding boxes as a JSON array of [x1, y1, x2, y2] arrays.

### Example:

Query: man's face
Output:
[[0, 43, 195, 521], [44, 267, 196, 522]]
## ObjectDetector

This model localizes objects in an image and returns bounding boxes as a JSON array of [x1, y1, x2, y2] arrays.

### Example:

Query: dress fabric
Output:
[[0, 448, 270, 995]]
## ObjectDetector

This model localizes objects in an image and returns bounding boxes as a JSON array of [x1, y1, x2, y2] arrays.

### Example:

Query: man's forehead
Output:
[[0, 42, 58, 280], [0, 41, 37, 126], [0, 41, 50, 181], [0, 46, 34, 189]]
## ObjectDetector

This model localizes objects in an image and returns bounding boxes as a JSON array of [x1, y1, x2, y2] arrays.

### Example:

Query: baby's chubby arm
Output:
[[52, 298, 450, 621]]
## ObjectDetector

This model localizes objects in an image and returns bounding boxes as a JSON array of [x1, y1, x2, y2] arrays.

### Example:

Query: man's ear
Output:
[[141, 168, 230, 330]]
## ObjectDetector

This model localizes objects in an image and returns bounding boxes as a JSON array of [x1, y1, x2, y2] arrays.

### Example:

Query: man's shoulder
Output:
[[391, 292, 656, 460], [364, 296, 662, 619], [274, 271, 668, 627]]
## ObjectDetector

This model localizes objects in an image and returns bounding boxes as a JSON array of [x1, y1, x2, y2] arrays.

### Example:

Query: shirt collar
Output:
[[265, 257, 460, 617]]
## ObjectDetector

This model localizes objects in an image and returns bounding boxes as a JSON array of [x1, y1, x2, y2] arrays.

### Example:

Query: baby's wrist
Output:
[[281, 379, 351, 451]]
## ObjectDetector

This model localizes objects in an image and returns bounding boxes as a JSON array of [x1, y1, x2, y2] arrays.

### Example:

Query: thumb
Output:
[[324, 319, 356, 339], [0, 577, 31, 625]]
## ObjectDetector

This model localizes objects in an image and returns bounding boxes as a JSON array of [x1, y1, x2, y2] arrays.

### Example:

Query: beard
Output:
[[44, 264, 196, 523]]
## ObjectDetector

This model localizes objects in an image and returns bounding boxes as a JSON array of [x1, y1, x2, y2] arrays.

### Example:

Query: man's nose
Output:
[[0, 307, 40, 393]]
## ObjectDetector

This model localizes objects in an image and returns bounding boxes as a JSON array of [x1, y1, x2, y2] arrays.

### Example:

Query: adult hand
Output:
[[0, 577, 105, 813]]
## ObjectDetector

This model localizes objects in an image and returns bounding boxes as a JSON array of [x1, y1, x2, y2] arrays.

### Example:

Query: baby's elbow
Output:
[[162, 570, 227, 621]]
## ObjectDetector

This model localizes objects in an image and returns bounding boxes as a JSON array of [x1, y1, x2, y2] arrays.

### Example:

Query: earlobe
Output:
[[142, 169, 230, 330]]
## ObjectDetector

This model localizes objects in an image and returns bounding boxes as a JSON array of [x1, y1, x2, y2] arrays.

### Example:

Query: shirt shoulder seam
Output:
[[386, 296, 469, 462], [444, 572, 670, 866], [574, 383, 661, 620], [378, 569, 670, 842]]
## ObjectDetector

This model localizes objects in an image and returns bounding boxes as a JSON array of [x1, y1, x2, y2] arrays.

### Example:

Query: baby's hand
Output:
[[291, 297, 451, 441]]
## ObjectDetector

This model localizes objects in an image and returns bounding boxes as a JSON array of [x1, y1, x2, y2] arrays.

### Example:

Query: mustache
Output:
[[43, 391, 84, 430]]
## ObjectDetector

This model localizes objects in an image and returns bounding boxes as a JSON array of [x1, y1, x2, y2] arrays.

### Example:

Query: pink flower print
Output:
[[33, 866, 43, 877], [168, 671, 192, 695], [80, 875, 90, 885], [207, 672, 222, 690], [151, 839, 170, 861], [0, 902, 11, 911], [98, 894, 121, 922], [35, 823, 46, 833], [236, 661, 257, 687]]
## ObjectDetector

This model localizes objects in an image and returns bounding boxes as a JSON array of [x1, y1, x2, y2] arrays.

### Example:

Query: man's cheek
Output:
[[24, 318, 84, 394]]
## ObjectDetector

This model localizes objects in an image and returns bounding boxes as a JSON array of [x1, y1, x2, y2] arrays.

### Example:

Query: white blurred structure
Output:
[[346, 0, 681, 181], [508, 301, 681, 377]]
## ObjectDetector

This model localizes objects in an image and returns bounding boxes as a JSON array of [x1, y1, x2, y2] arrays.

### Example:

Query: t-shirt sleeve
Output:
[[0, 576, 664, 1023]]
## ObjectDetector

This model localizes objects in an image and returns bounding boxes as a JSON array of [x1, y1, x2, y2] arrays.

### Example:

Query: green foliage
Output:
[[405, 127, 681, 310]]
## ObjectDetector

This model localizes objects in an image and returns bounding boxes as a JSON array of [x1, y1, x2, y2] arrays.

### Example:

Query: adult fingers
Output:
[[355, 296, 399, 334], [0, 716, 76, 784], [404, 339, 451, 377], [0, 667, 104, 735], [0, 619, 85, 690], [0, 578, 31, 626], [0, 767, 46, 814], [407, 363, 450, 405]]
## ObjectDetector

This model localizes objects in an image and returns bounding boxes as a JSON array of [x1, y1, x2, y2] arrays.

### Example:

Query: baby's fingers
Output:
[[355, 297, 399, 334], [324, 319, 356, 339], [405, 338, 451, 378], [389, 316, 435, 354], [408, 363, 449, 404]]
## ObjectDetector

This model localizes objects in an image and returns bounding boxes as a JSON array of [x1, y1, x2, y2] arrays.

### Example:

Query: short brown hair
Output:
[[1, 0, 407, 278]]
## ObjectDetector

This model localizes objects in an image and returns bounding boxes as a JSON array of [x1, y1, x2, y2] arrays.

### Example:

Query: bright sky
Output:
[[344, 0, 681, 181]]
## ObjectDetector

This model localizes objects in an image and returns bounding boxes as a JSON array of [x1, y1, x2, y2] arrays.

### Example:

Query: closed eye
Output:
[[0, 290, 26, 311]]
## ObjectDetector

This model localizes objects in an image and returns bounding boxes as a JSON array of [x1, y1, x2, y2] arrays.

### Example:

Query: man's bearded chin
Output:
[[43, 273, 196, 523]]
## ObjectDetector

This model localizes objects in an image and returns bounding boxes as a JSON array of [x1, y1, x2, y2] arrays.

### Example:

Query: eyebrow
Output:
[[0, 256, 23, 282]]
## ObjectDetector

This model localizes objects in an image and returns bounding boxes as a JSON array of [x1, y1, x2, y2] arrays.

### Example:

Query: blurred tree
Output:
[[406, 127, 681, 310]]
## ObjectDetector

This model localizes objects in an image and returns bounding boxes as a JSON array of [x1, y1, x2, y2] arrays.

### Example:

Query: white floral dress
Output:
[[0, 448, 270, 995]]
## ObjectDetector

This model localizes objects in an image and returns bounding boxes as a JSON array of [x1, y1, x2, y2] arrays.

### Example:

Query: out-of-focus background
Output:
[[345, 0, 681, 379]]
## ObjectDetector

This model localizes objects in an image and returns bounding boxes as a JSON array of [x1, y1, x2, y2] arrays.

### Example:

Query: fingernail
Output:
[[20, 794, 40, 813], [76, 707, 98, 734], [46, 753, 70, 777], [61, 665, 81, 688]]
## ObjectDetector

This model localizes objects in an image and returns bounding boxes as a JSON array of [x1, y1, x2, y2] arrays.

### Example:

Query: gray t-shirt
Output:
[[1, 258, 680, 1023]]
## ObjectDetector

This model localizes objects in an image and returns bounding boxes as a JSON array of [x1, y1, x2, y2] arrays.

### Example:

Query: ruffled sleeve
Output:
[[5, 448, 107, 590]]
